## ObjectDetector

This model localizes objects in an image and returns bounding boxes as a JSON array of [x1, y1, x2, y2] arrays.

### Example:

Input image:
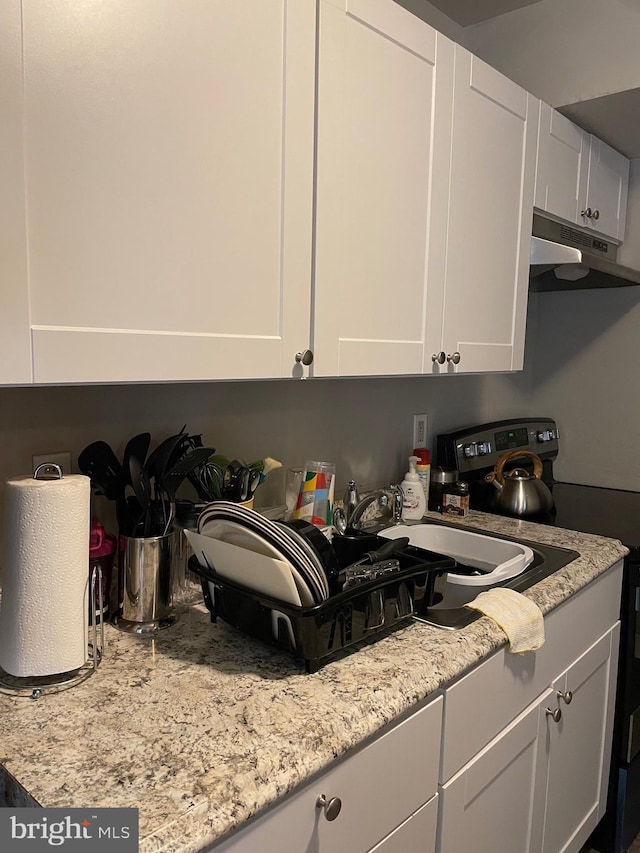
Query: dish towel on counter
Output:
[[466, 588, 545, 654]]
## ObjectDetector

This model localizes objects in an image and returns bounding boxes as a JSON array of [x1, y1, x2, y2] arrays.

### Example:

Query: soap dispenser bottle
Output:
[[401, 455, 426, 520]]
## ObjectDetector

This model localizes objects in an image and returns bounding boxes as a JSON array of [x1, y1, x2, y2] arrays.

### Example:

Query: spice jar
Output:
[[442, 481, 470, 518]]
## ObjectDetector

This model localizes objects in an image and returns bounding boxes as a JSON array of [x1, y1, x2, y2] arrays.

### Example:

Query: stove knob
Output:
[[463, 443, 479, 458], [537, 430, 552, 442], [477, 441, 492, 456]]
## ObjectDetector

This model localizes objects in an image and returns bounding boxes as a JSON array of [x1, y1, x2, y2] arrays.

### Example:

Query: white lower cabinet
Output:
[[538, 626, 619, 853], [212, 695, 443, 853], [439, 692, 546, 853], [438, 624, 619, 853], [437, 562, 622, 853]]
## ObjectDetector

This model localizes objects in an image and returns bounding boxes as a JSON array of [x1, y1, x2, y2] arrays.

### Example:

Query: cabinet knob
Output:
[[546, 707, 562, 723], [581, 207, 593, 219], [316, 794, 342, 821], [446, 351, 461, 365], [432, 351, 446, 364], [592, 209, 600, 220], [295, 349, 314, 366], [557, 689, 573, 705]]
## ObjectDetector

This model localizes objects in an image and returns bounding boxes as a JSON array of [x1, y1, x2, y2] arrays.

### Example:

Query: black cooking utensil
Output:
[[78, 440, 128, 530], [162, 447, 215, 500], [338, 537, 410, 578], [221, 461, 260, 502], [161, 446, 215, 533], [122, 432, 151, 484], [129, 455, 152, 534], [194, 460, 224, 501], [78, 440, 123, 495]]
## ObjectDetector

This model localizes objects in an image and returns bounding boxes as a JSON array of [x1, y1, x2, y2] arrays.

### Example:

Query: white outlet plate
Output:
[[413, 414, 428, 449], [32, 452, 72, 476]]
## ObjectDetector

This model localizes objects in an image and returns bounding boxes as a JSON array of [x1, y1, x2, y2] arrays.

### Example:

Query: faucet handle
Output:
[[389, 483, 404, 524], [343, 479, 360, 525]]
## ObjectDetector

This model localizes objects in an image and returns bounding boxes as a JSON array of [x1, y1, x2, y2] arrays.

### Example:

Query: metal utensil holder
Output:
[[0, 558, 104, 701]]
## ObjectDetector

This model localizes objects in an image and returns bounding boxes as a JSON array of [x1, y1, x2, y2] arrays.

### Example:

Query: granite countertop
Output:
[[0, 511, 628, 852]]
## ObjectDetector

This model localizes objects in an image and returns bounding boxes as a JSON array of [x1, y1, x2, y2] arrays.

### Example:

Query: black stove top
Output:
[[548, 482, 640, 554]]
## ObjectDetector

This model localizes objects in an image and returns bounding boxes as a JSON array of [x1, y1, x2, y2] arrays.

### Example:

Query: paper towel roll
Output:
[[0, 473, 91, 678]]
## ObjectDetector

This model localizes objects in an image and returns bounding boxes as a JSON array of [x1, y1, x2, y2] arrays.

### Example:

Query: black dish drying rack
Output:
[[189, 532, 456, 672]]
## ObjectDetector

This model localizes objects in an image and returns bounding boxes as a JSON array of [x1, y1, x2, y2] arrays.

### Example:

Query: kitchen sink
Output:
[[375, 520, 579, 630]]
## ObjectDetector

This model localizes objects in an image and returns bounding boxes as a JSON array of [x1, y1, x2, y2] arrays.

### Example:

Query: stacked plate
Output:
[[194, 501, 330, 606]]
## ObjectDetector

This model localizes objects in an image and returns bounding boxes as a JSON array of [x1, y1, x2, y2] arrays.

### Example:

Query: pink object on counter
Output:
[[89, 519, 116, 622]]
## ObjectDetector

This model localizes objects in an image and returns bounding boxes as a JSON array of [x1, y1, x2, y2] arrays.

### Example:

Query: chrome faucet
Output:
[[345, 483, 404, 530]]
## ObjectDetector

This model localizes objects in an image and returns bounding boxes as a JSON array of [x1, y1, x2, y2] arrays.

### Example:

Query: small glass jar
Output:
[[442, 481, 470, 517], [429, 467, 458, 512]]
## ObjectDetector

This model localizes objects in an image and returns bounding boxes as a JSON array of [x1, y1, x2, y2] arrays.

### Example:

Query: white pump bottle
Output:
[[401, 455, 426, 520]]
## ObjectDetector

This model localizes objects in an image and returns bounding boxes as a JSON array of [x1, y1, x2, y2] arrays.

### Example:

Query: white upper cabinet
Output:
[[582, 135, 629, 242], [311, 0, 445, 377], [535, 101, 629, 243], [0, 0, 31, 384], [534, 102, 586, 226], [427, 47, 538, 375], [22, 0, 316, 383]]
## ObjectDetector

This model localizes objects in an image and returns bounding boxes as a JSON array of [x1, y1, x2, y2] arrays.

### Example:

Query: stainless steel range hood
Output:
[[530, 213, 640, 291]]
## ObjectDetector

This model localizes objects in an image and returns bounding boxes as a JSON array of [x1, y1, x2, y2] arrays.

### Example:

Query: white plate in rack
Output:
[[185, 528, 310, 606], [197, 502, 328, 604]]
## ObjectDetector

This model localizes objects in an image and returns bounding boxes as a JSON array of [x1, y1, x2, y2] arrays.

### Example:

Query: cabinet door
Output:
[[312, 0, 450, 377], [583, 136, 630, 242], [23, 1, 315, 383], [538, 624, 620, 853], [534, 102, 587, 226], [0, 0, 31, 384], [438, 693, 550, 853], [429, 47, 538, 375], [214, 696, 442, 853]]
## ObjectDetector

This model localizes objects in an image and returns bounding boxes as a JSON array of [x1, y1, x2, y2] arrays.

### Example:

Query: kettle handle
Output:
[[494, 450, 544, 485]]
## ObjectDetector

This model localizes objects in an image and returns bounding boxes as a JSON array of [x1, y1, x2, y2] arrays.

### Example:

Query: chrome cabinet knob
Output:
[[316, 794, 342, 821], [432, 351, 446, 364], [592, 209, 600, 220], [447, 351, 461, 365], [295, 349, 314, 366], [557, 689, 573, 705], [546, 707, 562, 723], [581, 207, 593, 219]]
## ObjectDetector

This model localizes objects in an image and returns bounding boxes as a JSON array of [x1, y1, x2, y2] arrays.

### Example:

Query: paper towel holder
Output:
[[0, 564, 104, 700], [0, 464, 104, 700]]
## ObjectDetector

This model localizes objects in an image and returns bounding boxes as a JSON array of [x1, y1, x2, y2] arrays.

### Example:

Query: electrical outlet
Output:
[[32, 452, 72, 476], [413, 414, 428, 449]]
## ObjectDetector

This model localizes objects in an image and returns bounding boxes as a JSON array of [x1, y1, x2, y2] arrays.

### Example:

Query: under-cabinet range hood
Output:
[[530, 213, 640, 291]]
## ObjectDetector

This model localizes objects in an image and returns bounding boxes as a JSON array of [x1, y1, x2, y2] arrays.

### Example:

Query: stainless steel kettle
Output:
[[484, 450, 554, 517]]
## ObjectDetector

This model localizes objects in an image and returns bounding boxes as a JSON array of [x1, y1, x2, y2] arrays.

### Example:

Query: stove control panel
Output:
[[437, 418, 559, 478]]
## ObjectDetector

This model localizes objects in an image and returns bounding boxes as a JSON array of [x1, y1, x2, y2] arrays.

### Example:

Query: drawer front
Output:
[[441, 561, 622, 781], [214, 695, 442, 853]]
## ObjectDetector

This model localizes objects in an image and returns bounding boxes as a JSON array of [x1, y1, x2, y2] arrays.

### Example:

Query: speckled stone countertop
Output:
[[0, 511, 628, 852]]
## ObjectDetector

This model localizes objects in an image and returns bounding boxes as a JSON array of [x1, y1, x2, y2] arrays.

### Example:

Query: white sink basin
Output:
[[379, 523, 534, 608]]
